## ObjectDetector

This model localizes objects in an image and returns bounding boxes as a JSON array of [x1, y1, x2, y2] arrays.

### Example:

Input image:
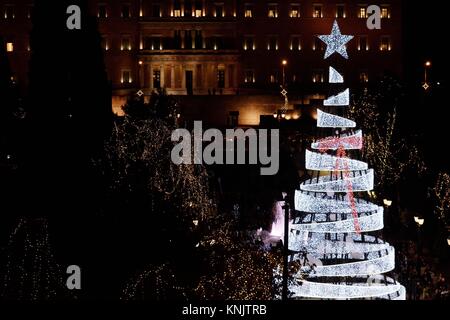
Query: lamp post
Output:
[[282, 192, 289, 301], [282, 59, 287, 87], [423, 61, 431, 90], [414, 216, 424, 275]]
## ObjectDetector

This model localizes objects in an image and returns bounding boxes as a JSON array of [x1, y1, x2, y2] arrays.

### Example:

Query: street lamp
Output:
[[282, 60, 288, 87], [414, 216, 424, 227], [383, 199, 392, 207], [423, 60, 431, 90]]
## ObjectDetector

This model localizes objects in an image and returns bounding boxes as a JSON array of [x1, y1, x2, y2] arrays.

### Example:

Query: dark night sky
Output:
[[403, 1, 447, 172]]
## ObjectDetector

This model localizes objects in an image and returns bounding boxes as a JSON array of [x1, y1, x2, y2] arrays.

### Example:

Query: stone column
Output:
[[160, 64, 165, 88], [149, 64, 153, 89]]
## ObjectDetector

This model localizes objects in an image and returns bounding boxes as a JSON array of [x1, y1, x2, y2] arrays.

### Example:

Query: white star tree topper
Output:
[[319, 20, 354, 59]]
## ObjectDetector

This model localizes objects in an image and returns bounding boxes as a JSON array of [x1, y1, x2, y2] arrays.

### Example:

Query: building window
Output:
[[380, 36, 391, 51], [244, 4, 253, 18], [267, 36, 278, 50], [244, 70, 255, 83], [185, 30, 193, 49], [195, 9, 203, 17], [217, 70, 225, 88], [98, 4, 107, 18], [144, 37, 162, 50], [153, 70, 161, 88], [312, 70, 324, 83], [194, 0, 203, 17], [121, 4, 131, 18], [290, 4, 300, 18], [381, 5, 391, 18], [6, 42, 13, 52], [101, 36, 109, 51], [184, 0, 192, 16], [121, 36, 131, 51], [336, 4, 345, 18], [243, 36, 255, 51], [215, 3, 224, 17], [313, 37, 324, 51], [152, 4, 161, 17], [173, 9, 181, 17], [359, 71, 369, 83], [358, 36, 368, 51], [4, 5, 15, 19], [27, 5, 33, 19], [269, 72, 278, 84], [313, 4, 323, 18], [121, 70, 132, 84], [195, 30, 203, 49], [268, 4, 278, 18], [290, 35, 301, 51], [358, 6, 367, 18]]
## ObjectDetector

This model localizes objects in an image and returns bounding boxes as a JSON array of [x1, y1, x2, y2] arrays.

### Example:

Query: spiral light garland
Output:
[[288, 20, 405, 300]]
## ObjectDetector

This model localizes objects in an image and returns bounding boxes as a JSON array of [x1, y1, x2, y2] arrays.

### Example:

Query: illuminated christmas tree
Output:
[[288, 21, 405, 300]]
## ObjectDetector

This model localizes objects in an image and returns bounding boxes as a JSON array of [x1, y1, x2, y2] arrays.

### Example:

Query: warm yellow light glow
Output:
[[414, 216, 424, 226], [193, 220, 199, 226], [6, 42, 13, 52], [292, 113, 300, 120], [285, 115, 291, 120], [281, 114, 286, 119], [447, 238, 450, 246], [282, 60, 287, 66], [273, 113, 277, 119], [383, 199, 392, 207], [425, 61, 431, 67], [139, 9, 143, 17], [139, 60, 143, 65]]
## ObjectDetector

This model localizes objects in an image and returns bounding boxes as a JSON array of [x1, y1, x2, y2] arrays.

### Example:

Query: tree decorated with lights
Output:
[[288, 21, 406, 300]]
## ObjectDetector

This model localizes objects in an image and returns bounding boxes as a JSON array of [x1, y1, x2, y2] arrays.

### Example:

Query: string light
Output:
[[318, 20, 354, 59], [294, 190, 378, 213], [306, 150, 368, 171], [1, 217, 72, 300], [288, 20, 405, 300], [329, 66, 344, 83], [290, 208, 383, 233], [300, 169, 374, 193], [323, 88, 350, 106], [317, 109, 356, 128], [312, 130, 363, 150]]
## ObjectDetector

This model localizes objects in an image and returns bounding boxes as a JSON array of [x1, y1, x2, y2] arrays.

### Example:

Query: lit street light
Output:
[[423, 60, 431, 90], [383, 199, 392, 207], [282, 60, 288, 87], [414, 216, 425, 227]]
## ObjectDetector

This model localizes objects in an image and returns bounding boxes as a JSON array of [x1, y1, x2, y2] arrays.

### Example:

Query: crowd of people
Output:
[[395, 240, 449, 300]]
